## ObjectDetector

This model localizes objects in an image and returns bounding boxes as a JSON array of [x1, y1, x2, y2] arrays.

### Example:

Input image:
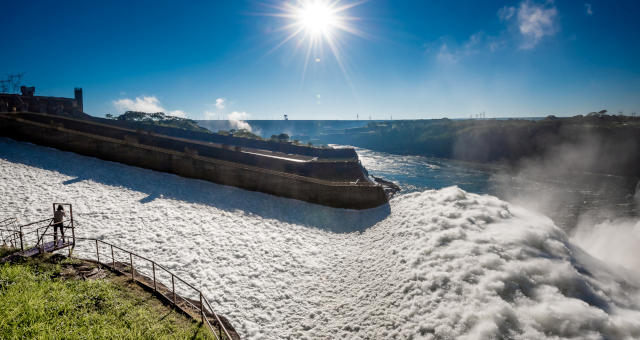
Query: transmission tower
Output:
[[1, 73, 25, 93], [0, 79, 8, 93]]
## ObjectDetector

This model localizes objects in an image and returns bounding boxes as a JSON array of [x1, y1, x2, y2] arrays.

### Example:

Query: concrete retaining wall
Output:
[[0, 113, 388, 209], [86, 116, 358, 160], [14, 113, 367, 182]]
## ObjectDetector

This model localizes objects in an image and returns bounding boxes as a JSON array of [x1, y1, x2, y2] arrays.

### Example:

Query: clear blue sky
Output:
[[2, 0, 639, 119]]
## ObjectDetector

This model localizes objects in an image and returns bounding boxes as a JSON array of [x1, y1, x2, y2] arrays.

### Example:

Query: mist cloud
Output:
[[228, 111, 252, 132], [486, 128, 640, 275]]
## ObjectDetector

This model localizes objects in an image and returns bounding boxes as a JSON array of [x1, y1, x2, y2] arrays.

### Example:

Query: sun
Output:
[[264, 0, 366, 82], [296, 1, 339, 36]]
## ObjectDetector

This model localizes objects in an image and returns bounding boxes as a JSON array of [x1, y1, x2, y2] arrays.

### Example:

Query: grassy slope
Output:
[[0, 255, 213, 339]]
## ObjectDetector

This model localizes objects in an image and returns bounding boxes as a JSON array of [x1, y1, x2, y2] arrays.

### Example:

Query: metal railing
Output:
[[0, 218, 75, 253], [72, 238, 233, 340], [2, 205, 234, 339], [1, 217, 20, 248], [1, 203, 76, 253]]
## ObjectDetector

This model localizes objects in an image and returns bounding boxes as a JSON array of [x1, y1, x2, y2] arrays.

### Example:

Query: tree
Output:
[[277, 133, 289, 142], [109, 111, 210, 133]]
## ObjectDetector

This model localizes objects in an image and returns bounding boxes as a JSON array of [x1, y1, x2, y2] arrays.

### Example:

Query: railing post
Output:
[[69, 205, 74, 243], [111, 245, 115, 269], [172, 275, 176, 305], [152, 262, 157, 292], [200, 292, 204, 323], [130, 253, 134, 281], [95, 239, 100, 267]]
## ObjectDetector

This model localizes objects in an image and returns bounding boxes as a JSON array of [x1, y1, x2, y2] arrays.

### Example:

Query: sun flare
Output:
[[296, 2, 339, 35], [266, 0, 366, 82]]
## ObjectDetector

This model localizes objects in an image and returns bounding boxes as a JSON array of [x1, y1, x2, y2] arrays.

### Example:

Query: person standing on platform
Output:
[[53, 205, 66, 244]]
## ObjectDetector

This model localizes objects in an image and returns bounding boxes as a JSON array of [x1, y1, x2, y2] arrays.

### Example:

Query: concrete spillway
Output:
[[0, 112, 389, 209]]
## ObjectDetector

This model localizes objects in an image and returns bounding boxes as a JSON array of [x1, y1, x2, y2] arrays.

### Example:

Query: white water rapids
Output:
[[2, 138, 640, 339]]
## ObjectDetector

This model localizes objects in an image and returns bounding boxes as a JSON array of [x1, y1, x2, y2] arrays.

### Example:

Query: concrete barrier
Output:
[[0, 113, 388, 209], [15, 113, 367, 182], [85, 116, 359, 160]]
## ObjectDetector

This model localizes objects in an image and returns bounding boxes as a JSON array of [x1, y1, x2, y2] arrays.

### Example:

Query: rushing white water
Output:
[[2, 137, 640, 339]]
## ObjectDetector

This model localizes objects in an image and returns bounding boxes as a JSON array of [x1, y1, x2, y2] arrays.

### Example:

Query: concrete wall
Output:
[[14, 113, 367, 182], [0, 113, 388, 209], [0, 93, 81, 115], [86, 116, 359, 160]]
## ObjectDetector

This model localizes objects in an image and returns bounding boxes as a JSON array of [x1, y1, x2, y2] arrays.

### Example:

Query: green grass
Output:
[[0, 256, 213, 339], [0, 246, 17, 258]]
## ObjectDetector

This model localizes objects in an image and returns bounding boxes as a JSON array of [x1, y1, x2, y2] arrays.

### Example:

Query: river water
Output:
[[354, 146, 640, 232]]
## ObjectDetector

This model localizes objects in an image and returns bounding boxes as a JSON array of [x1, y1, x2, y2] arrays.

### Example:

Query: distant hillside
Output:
[[107, 111, 212, 133], [318, 115, 640, 177], [197, 119, 373, 142]]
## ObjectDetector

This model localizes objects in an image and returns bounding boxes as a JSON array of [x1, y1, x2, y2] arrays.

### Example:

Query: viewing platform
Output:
[[1, 204, 239, 340], [1, 203, 76, 262]]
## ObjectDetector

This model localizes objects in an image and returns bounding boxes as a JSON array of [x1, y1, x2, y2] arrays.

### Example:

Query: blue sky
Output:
[[2, 0, 639, 120]]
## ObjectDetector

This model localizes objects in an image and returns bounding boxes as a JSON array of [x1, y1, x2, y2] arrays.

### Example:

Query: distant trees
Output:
[[106, 111, 210, 133], [278, 133, 289, 141], [270, 133, 290, 142], [228, 129, 262, 139], [587, 109, 608, 117]]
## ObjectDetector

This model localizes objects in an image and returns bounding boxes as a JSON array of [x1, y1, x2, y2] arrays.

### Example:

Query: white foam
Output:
[[2, 138, 640, 339]]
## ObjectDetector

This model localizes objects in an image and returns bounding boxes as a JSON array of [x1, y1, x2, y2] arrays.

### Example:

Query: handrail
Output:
[[16, 217, 52, 228], [19, 218, 71, 236], [1, 229, 21, 248], [33, 219, 54, 251], [0, 217, 18, 226], [203, 294, 232, 338], [74, 237, 233, 340], [7, 203, 75, 252], [2, 207, 233, 338]]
